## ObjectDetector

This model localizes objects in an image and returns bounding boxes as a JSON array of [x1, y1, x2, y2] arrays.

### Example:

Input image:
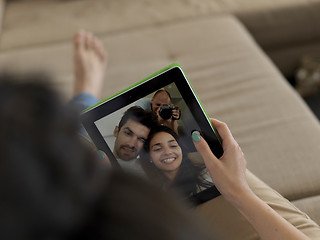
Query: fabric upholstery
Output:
[[2, 0, 320, 77], [0, 0, 319, 226]]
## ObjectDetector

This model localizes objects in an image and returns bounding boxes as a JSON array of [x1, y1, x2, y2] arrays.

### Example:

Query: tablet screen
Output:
[[81, 64, 223, 205]]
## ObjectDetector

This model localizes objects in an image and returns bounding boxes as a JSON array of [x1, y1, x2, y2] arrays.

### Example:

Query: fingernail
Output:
[[97, 150, 105, 160], [192, 131, 201, 142]]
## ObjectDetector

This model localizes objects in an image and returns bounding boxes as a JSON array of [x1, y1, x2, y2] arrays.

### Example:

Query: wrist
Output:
[[225, 186, 257, 210]]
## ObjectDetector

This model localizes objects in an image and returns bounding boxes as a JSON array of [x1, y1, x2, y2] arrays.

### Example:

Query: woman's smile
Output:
[[161, 157, 176, 163]]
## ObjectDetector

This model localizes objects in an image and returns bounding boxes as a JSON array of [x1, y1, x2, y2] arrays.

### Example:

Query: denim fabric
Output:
[[69, 92, 99, 111], [69, 92, 99, 137]]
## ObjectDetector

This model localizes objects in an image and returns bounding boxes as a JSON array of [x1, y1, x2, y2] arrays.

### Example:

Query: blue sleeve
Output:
[[69, 92, 99, 138], [135, 98, 152, 110], [69, 92, 99, 111]]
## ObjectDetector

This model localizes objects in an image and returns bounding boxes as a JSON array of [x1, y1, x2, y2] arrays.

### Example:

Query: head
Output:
[[150, 90, 171, 117], [144, 126, 184, 181], [143, 127, 207, 197], [113, 106, 158, 161], [0, 74, 107, 239], [0, 75, 214, 240]]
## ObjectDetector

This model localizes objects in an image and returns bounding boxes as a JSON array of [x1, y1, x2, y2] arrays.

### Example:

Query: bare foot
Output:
[[73, 30, 107, 98]]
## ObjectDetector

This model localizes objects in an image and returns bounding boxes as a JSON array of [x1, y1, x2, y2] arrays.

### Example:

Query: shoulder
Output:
[[135, 98, 152, 110]]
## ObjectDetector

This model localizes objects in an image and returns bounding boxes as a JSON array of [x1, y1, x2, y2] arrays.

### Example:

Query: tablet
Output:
[[80, 63, 223, 205]]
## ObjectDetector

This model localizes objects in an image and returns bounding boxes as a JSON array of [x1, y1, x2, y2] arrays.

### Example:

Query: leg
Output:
[[68, 30, 107, 138], [246, 170, 320, 239], [70, 30, 107, 111], [195, 170, 320, 240]]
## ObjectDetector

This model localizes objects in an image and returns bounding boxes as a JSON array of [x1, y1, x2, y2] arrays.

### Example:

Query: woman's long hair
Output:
[[141, 125, 213, 198], [0, 77, 215, 240]]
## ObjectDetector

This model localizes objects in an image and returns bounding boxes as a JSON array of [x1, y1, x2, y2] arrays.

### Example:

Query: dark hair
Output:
[[118, 106, 158, 131], [0, 75, 214, 240], [0, 75, 106, 239], [90, 170, 214, 240], [143, 125, 183, 154], [142, 125, 213, 198]]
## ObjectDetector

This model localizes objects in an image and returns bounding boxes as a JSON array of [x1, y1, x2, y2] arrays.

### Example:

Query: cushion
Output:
[[0, 13, 319, 210]]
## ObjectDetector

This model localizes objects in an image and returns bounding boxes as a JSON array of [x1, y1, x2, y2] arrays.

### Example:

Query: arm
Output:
[[192, 119, 309, 240], [166, 118, 179, 133], [165, 107, 180, 133]]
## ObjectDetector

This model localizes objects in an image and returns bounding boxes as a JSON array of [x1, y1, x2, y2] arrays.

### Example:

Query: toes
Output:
[[84, 32, 106, 61], [84, 32, 94, 50], [76, 30, 107, 62], [92, 38, 107, 61], [73, 29, 85, 50]]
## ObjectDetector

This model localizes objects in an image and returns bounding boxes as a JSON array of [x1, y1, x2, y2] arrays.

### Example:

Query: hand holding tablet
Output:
[[192, 118, 250, 203]]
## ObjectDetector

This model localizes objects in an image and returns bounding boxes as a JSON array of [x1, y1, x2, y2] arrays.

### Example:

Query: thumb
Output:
[[192, 131, 219, 168]]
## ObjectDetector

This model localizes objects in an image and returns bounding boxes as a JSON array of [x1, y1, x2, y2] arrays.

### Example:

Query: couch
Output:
[[2, 0, 320, 80], [1, 0, 320, 234]]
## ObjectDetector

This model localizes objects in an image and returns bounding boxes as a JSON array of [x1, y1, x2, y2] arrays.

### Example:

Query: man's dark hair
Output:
[[118, 106, 158, 130]]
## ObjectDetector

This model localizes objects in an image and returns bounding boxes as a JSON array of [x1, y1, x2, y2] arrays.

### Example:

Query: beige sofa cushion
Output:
[[0, 0, 5, 32], [0, 14, 319, 222], [293, 196, 320, 227], [3, 0, 320, 78], [1, 0, 320, 51]]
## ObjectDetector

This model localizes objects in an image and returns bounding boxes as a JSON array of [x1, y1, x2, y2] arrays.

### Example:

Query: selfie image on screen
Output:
[[94, 82, 217, 202]]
